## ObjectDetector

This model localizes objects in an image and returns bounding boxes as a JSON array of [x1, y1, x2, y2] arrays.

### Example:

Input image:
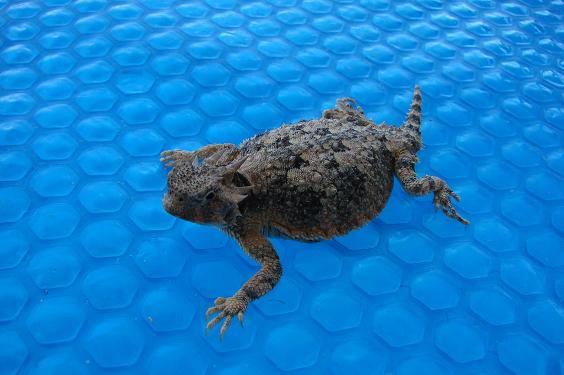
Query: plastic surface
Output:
[[0, 0, 563, 374]]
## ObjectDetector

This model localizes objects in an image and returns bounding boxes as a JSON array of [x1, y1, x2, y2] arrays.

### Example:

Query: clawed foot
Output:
[[336, 97, 356, 109], [433, 186, 470, 225], [205, 296, 246, 340], [160, 150, 191, 168]]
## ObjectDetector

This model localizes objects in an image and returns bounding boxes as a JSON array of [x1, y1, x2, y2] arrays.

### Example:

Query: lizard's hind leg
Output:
[[394, 152, 469, 225], [393, 85, 467, 223]]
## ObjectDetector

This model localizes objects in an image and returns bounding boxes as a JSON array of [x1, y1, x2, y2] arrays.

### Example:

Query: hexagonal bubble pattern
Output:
[[192, 260, 243, 299], [254, 277, 302, 316], [411, 270, 460, 310], [310, 289, 363, 332], [29, 352, 88, 375], [146, 342, 209, 375], [294, 244, 343, 281], [79, 220, 132, 259], [30, 165, 79, 197], [435, 319, 486, 363], [1, 0, 563, 373], [0, 187, 30, 223], [0, 331, 28, 375], [141, 287, 196, 332], [0, 278, 28, 322], [469, 288, 517, 326], [26, 296, 86, 344], [372, 303, 426, 347], [84, 317, 145, 368], [330, 339, 386, 375], [352, 256, 402, 295], [73, 36, 108, 57], [79, 181, 128, 213], [29, 203, 80, 240], [135, 237, 186, 279], [27, 246, 81, 289], [82, 265, 138, 310], [265, 323, 321, 371]]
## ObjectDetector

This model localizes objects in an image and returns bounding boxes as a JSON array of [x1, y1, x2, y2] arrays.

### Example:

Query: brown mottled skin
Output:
[[161, 86, 469, 339]]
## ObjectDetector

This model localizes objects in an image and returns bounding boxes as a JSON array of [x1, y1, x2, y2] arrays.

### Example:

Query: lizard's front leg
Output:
[[395, 151, 469, 225], [160, 143, 238, 168], [205, 226, 282, 339], [195, 143, 237, 161]]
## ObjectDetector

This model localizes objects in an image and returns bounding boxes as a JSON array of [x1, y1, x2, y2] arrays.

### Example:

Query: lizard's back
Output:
[[237, 118, 396, 241]]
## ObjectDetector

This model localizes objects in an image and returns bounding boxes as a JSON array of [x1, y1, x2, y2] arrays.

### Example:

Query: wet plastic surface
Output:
[[0, 0, 563, 374]]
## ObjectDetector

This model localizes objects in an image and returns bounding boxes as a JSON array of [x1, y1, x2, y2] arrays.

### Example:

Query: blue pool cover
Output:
[[0, 0, 563, 374]]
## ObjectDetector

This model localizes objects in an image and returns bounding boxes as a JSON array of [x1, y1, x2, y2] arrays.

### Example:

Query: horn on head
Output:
[[222, 157, 247, 180], [203, 149, 226, 167], [192, 156, 200, 169]]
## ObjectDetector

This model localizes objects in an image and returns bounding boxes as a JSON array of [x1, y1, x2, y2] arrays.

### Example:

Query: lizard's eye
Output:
[[205, 191, 215, 200], [178, 196, 184, 202]]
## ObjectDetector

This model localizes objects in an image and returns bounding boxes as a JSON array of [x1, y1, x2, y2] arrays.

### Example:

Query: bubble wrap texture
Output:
[[1, 0, 563, 374]]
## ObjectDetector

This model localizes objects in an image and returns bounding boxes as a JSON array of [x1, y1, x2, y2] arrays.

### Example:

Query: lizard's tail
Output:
[[401, 85, 422, 137]]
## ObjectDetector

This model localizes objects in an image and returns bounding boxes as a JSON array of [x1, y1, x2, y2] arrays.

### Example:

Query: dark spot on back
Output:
[[325, 158, 340, 170], [293, 155, 309, 168], [274, 134, 291, 148], [331, 140, 349, 152], [315, 127, 330, 136], [295, 188, 325, 220]]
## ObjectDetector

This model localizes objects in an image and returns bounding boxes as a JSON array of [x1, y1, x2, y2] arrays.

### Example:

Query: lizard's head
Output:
[[162, 155, 252, 225]]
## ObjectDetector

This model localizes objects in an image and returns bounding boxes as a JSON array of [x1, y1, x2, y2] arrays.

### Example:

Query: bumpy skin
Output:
[[161, 86, 468, 339]]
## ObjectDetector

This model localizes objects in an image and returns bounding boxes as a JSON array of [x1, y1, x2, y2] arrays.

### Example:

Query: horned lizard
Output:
[[161, 86, 469, 339]]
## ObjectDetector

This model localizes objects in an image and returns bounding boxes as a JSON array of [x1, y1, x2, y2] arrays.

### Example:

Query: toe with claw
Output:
[[160, 150, 192, 168], [205, 296, 247, 340], [433, 186, 469, 225]]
